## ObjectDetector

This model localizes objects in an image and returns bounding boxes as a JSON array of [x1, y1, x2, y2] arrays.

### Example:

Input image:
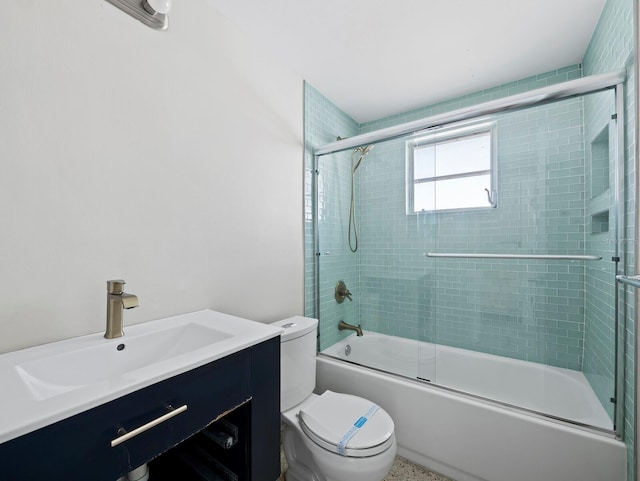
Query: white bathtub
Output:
[[317, 332, 627, 481]]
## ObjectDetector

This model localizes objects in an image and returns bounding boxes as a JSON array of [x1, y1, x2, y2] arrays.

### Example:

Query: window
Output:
[[406, 122, 496, 213]]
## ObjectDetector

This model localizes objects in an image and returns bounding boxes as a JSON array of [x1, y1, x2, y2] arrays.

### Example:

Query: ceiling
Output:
[[207, 0, 607, 124]]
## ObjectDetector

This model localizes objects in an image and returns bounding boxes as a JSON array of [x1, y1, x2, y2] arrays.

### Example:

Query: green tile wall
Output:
[[356, 90, 589, 371], [582, 0, 635, 477]]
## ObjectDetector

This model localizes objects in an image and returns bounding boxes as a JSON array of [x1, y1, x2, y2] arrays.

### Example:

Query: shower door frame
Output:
[[312, 70, 628, 439]]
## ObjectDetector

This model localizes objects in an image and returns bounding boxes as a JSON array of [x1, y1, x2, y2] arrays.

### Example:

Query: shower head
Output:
[[361, 144, 374, 155], [352, 144, 374, 171], [353, 144, 374, 155]]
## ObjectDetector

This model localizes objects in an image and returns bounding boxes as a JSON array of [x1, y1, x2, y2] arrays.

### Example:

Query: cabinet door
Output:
[[0, 349, 251, 481], [250, 337, 281, 481]]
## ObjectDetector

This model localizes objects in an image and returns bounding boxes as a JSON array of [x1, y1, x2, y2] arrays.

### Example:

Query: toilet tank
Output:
[[271, 316, 318, 411]]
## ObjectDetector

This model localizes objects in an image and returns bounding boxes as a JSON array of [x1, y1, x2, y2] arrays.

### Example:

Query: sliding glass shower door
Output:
[[424, 91, 618, 429], [316, 142, 436, 379], [314, 83, 625, 434]]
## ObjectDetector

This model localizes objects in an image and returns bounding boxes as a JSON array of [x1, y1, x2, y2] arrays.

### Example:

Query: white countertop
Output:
[[0, 309, 283, 444]]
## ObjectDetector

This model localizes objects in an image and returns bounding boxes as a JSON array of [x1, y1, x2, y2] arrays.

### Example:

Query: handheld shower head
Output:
[[348, 143, 374, 253], [353, 144, 374, 155], [352, 144, 374, 171]]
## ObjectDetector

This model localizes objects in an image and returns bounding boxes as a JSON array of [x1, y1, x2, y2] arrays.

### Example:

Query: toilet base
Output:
[[285, 463, 324, 481], [283, 427, 325, 481]]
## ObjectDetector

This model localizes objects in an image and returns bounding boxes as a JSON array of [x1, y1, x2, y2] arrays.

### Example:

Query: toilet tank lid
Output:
[[271, 316, 318, 342]]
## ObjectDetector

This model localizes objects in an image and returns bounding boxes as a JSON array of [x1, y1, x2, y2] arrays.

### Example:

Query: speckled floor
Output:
[[277, 446, 454, 481], [383, 456, 454, 481]]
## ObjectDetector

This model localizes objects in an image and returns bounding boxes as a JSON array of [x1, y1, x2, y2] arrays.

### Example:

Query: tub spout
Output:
[[338, 320, 363, 337]]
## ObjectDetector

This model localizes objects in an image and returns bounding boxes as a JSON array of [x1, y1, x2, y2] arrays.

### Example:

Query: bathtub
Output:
[[317, 332, 627, 481]]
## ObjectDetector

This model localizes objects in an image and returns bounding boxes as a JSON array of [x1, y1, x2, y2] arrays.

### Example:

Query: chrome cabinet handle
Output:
[[110, 404, 188, 447]]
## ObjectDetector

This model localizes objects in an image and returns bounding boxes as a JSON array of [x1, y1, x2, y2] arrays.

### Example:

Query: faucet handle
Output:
[[107, 279, 126, 294], [335, 280, 353, 303]]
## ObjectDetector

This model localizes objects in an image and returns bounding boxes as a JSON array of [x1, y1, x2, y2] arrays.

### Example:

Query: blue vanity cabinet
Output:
[[0, 337, 280, 481], [249, 335, 281, 481]]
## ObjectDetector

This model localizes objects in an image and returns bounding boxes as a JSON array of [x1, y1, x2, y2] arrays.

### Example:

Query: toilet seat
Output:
[[298, 391, 394, 457]]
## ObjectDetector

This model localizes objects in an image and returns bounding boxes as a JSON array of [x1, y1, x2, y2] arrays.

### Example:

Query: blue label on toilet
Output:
[[336, 404, 381, 456], [354, 416, 367, 428]]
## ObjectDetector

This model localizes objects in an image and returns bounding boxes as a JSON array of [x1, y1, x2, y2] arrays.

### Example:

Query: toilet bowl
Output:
[[272, 317, 396, 481]]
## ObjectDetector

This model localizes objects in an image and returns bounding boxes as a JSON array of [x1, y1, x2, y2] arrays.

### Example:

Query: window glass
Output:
[[414, 182, 436, 212], [408, 123, 495, 213], [429, 174, 490, 211], [434, 132, 491, 177], [414, 145, 436, 179]]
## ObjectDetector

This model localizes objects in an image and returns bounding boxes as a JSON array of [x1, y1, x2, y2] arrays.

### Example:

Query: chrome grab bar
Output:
[[616, 275, 640, 289], [110, 404, 187, 447], [425, 253, 602, 261]]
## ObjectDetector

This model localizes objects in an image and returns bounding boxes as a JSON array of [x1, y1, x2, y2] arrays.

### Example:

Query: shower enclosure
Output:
[[310, 71, 629, 437]]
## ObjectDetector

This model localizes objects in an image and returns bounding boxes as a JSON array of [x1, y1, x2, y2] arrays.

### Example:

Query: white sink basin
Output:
[[0, 309, 284, 445], [16, 322, 233, 400]]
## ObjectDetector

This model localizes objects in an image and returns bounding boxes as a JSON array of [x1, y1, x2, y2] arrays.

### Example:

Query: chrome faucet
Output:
[[105, 279, 139, 339], [338, 320, 363, 337]]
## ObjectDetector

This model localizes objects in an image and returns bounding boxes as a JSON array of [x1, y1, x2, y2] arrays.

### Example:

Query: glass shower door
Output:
[[315, 139, 435, 382], [313, 86, 622, 433], [421, 91, 618, 430]]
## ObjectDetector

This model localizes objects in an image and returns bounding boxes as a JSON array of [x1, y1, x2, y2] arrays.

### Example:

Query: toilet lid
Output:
[[298, 390, 394, 457]]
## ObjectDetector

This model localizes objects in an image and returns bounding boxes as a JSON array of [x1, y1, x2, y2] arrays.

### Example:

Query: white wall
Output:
[[0, 1, 304, 353]]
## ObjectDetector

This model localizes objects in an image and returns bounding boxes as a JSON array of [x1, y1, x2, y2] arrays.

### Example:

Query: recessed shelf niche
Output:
[[591, 210, 609, 234]]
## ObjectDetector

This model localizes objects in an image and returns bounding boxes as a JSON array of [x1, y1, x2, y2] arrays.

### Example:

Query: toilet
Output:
[[271, 316, 396, 481]]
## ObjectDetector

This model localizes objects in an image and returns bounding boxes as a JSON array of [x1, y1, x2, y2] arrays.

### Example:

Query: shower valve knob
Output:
[[335, 281, 352, 303]]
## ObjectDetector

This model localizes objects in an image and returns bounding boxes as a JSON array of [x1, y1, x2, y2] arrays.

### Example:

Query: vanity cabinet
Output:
[[0, 337, 280, 481]]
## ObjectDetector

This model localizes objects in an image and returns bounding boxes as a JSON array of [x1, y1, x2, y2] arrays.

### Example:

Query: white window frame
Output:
[[406, 120, 497, 214]]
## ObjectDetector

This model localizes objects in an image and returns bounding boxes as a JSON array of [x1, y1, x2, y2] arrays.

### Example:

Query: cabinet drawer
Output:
[[0, 349, 251, 481], [111, 350, 251, 475]]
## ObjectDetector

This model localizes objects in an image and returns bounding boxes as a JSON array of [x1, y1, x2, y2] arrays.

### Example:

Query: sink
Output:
[[0, 309, 283, 444], [16, 322, 232, 400]]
